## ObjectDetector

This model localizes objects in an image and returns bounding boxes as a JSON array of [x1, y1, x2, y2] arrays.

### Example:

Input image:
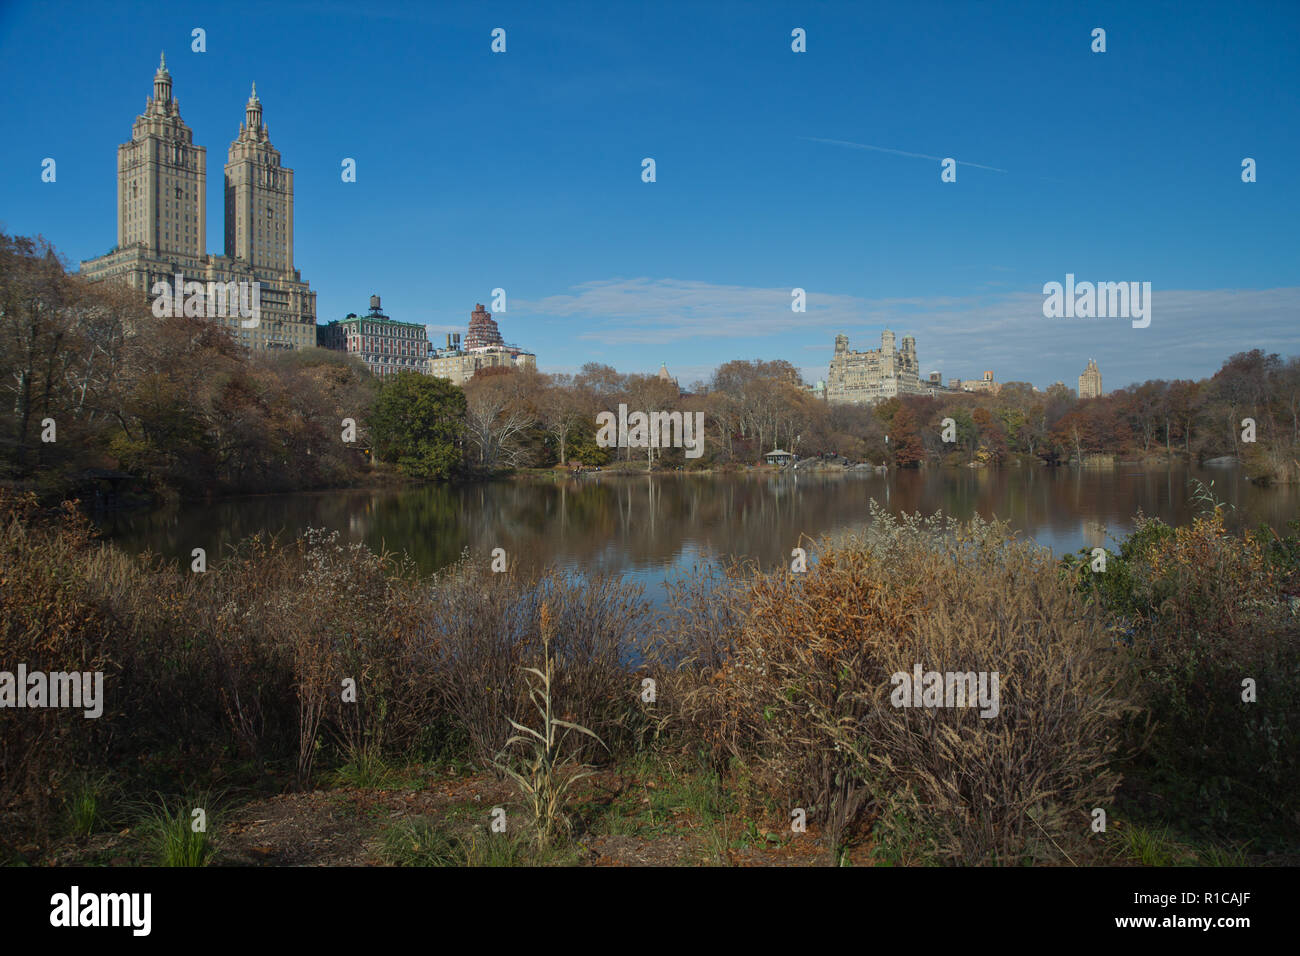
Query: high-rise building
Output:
[[80, 55, 317, 351], [224, 84, 292, 274], [826, 330, 924, 405], [115, 53, 206, 261], [1078, 358, 1103, 398]]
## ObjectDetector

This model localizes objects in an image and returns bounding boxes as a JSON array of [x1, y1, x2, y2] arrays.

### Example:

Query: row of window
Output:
[[350, 338, 426, 355], [349, 323, 423, 338]]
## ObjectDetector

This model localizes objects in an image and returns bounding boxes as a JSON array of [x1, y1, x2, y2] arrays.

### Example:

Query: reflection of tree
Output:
[[102, 468, 1300, 584]]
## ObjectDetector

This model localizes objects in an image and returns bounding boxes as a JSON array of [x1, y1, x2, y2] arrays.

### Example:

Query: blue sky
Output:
[[2, 0, 1297, 390]]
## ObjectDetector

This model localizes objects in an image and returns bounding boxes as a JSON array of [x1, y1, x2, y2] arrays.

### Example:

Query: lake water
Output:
[[96, 466, 1299, 595]]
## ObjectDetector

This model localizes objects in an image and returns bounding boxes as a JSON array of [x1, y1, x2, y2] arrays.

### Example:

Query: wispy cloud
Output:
[[803, 136, 1008, 173], [521, 277, 865, 344], [519, 278, 1300, 389]]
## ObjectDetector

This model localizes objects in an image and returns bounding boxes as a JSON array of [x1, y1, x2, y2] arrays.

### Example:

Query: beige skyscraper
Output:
[[1078, 358, 1103, 398], [82, 56, 316, 351], [116, 53, 207, 260], [224, 84, 293, 274]]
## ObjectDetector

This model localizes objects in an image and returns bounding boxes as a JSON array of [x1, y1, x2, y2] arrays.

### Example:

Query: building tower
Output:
[[224, 83, 294, 273], [82, 58, 316, 352], [1078, 358, 1103, 398], [117, 51, 206, 260], [900, 334, 918, 377], [464, 303, 505, 350]]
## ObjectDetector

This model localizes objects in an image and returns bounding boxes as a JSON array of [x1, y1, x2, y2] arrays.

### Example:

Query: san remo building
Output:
[[80, 54, 316, 350]]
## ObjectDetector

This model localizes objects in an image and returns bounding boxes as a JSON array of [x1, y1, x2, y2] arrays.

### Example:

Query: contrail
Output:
[[803, 136, 1009, 173]]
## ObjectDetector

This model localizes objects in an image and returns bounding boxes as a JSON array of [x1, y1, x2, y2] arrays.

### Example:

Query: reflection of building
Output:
[[426, 303, 536, 385], [79, 55, 317, 351], [318, 295, 430, 378], [827, 330, 924, 405], [1078, 358, 1103, 398]]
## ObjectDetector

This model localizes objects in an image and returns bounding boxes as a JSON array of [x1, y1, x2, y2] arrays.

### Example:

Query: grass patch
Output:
[[1113, 823, 1197, 866], [380, 817, 581, 866], [61, 773, 116, 838], [133, 793, 218, 867], [329, 745, 423, 791]]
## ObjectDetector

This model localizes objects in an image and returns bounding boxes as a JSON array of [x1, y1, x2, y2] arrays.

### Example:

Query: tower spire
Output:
[[245, 82, 263, 132], [152, 51, 173, 107]]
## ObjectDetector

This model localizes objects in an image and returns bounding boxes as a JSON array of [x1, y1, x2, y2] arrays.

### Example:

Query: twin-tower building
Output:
[[826, 330, 928, 405], [80, 54, 316, 350]]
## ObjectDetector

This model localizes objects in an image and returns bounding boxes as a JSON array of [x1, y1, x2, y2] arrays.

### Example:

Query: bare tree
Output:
[[463, 368, 540, 468]]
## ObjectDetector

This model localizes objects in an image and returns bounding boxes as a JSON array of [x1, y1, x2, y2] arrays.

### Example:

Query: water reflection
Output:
[[98, 466, 1300, 583]]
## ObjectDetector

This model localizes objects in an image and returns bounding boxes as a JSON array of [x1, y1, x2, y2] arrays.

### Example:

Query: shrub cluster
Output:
[[0, 491, 649, 844], [663, 508, 1131, 863], [3, 489, 1295, 862]]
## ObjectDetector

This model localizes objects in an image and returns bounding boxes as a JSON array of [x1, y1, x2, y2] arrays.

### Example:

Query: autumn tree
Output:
[[890, 404, 925, 467]]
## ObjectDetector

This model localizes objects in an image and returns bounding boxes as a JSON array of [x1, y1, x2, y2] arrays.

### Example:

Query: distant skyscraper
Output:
[[1078, 358, 1103, 398], [115, 52, 206, 260], [81, 55, 317, 351], [224, 84, 293, 274]]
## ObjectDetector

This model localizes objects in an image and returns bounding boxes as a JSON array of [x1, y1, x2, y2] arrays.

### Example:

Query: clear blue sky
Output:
[[2, 0, 1297, 390]]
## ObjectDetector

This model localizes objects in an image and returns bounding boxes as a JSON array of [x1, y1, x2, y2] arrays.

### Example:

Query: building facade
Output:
[[1078, 358, 1103, 398], [318, 296, 430, 378], [426, 304, 537, 385], [80, 55, 316, 351], [946, 371, 999, 395], [826, 330, 925, 405]]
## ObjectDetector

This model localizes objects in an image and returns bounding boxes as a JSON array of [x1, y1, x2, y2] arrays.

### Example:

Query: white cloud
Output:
[[517, 278, 1300, 390]]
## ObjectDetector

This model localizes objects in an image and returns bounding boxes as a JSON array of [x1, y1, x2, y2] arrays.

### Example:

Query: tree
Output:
[[1049, 410, 1100, 463], [972, 406, 1008, 463], [1165, 379, 1201, 457], [536, 374, 587, 466], [890, 405, 925, 467], [462, 368, 540, 469], [369, 372, 466, 478]]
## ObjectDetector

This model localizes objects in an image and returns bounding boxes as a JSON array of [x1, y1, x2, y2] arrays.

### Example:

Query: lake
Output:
[[96, 465, 1299, 595]]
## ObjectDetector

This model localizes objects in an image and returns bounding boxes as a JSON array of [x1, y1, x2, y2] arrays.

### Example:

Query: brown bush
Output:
[[0, 493, 116, 832], [678, 506, 1133, 863]]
